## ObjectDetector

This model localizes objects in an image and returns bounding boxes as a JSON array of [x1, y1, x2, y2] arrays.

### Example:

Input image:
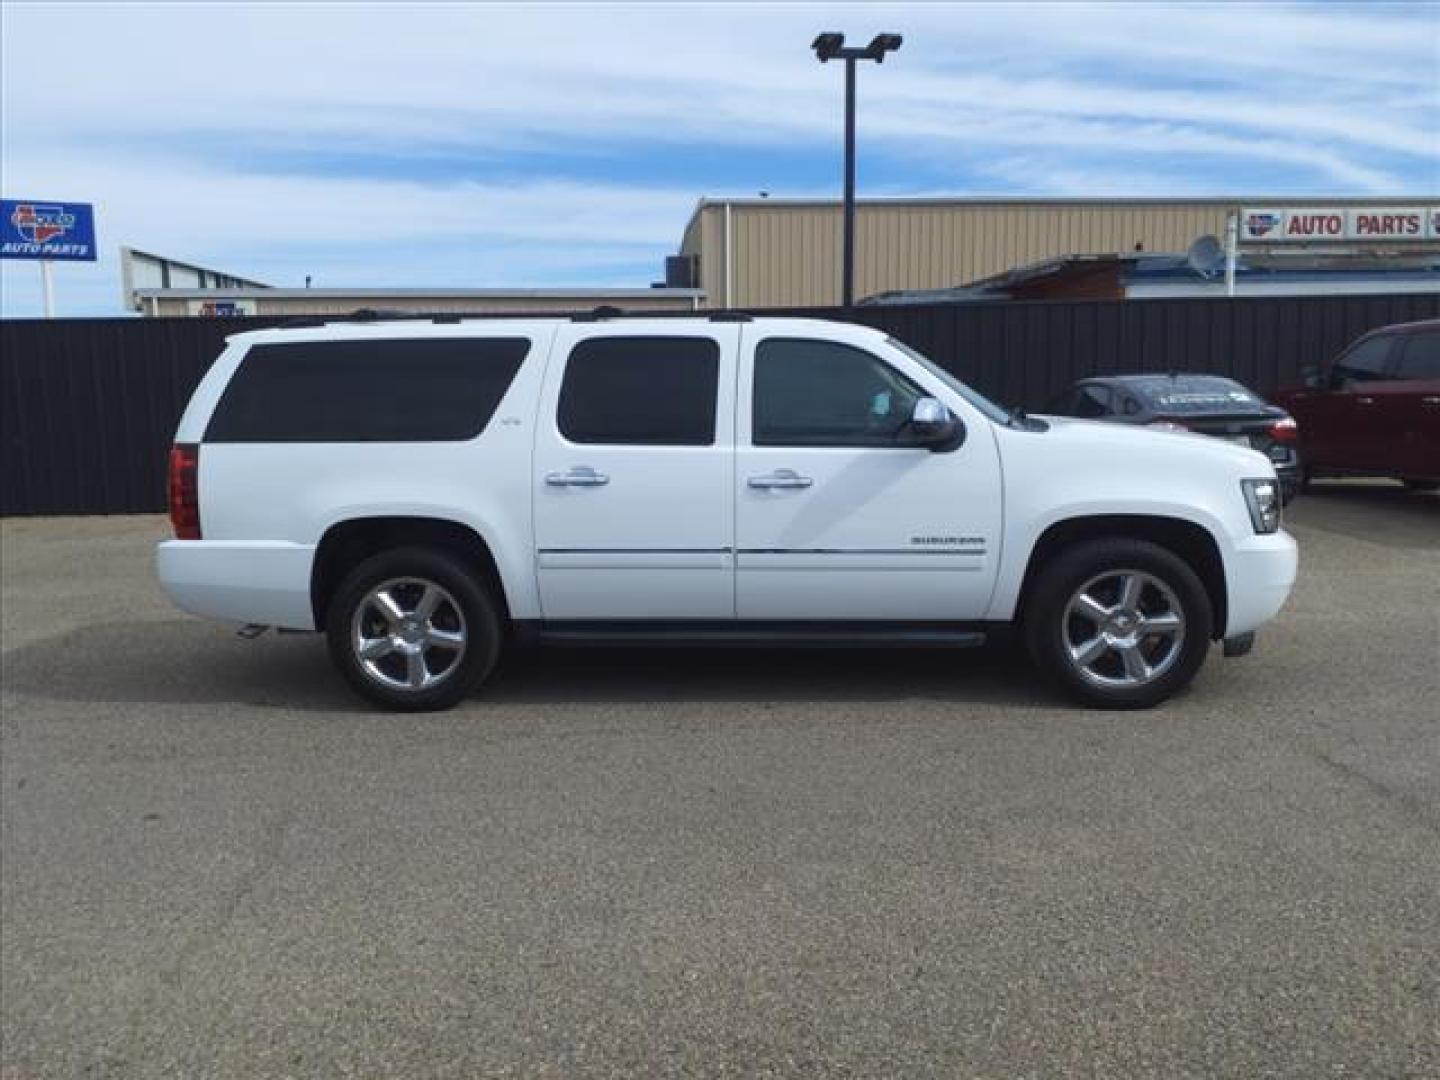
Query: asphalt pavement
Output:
[[2, 484, 1437, 1078]]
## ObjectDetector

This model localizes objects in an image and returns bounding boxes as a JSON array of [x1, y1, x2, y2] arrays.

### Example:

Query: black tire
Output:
[[1402, 479, 1439, 492], [1023, 538, 1214, 710], [325, 546, 503, 712]]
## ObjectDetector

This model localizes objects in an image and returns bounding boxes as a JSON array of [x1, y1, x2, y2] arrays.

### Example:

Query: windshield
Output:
[[886, 337, 1013, 425], [1128, 375, 1266, 414]]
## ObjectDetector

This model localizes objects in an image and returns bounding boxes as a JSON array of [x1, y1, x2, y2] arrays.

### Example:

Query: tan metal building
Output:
[[128, 196, 1435, 317], [679, 196, 1438, 308]]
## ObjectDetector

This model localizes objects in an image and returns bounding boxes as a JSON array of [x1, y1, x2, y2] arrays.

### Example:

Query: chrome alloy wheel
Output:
[[1063, 569, 1186, 689], [350, 577, 467, 692]]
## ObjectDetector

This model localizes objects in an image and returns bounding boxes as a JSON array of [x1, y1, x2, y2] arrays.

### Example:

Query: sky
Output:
[[2, 1, 1438, 317]]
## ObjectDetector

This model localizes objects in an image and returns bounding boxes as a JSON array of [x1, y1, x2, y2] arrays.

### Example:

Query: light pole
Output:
[[811, 31, 902, 307]]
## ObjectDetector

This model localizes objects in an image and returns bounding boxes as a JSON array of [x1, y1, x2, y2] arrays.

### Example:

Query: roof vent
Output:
[[664, 254, 698, 289]]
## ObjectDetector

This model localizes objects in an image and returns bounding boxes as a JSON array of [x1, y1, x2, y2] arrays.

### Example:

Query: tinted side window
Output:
[[1394, 332, 1440, 381], [206, 338, 529, 443], [1331, 335, 1394, 386], [1073, 384, 1112, 418], [558, 337, 718, 445], [754, 339, 924, 447]]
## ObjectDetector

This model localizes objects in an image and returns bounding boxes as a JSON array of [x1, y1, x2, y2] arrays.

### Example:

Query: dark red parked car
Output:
[[1273, 319, 1440, 491]]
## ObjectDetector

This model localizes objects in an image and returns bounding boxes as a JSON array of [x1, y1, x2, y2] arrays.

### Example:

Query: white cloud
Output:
[[2, 1, 1436, 315]]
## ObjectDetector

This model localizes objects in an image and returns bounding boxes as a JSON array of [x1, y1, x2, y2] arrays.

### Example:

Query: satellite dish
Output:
[[1186, 234, 1226, 279]]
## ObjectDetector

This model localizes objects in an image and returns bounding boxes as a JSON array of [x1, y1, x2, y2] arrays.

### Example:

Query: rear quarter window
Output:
[[1394, 332, 1440, 381], [205, 337, 530, 443], [1073, 384, 1112, 418]]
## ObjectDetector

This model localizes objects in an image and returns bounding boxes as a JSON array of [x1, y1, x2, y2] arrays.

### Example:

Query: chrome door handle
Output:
[[1355, 396, 1375, 405], [748, 469, 813, 490], [545, 466, 609, 487], [1422, 397, 1440, 407]]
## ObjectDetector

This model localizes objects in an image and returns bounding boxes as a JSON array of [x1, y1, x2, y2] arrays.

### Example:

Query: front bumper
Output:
[[156, 540, 317, 630], [1223, 529, 1298, 638]]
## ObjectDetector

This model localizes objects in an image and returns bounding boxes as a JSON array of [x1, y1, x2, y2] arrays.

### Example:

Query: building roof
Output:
[[133, 286, 705, 300], [859, 249, 1440, 305], [1126, 252, 1440, 282], [860, 253, 1128, 305], [121, 246, 271, 288], [694, 194, 1438, 209]]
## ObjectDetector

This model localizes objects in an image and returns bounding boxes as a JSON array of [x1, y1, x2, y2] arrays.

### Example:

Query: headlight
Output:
[[1242, 478, 1281, 534]]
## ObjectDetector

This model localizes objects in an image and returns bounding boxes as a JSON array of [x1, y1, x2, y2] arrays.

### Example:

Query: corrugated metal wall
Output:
[[683, 198, 1435, 308], [2, 318, 229, 515], [2, 292, 1436, 515], [816, 293, 1439, 419]]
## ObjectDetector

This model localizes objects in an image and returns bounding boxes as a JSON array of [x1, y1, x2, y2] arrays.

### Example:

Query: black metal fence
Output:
[[3, 292, 1436, 515]]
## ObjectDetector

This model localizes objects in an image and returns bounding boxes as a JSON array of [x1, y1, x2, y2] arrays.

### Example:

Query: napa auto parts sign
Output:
[[1240, 206, 1440, 243], [0, 199, 97, 260]]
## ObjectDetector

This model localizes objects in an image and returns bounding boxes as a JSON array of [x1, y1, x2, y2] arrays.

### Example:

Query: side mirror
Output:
[[1301, 365, 1324, 390], [904, 397, 964, 451]]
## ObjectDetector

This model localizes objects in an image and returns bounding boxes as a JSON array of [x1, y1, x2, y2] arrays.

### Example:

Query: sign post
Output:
[[0, 199, 98, 317], [1224, 213, 1238, 297], [40, 260, 55, 318]]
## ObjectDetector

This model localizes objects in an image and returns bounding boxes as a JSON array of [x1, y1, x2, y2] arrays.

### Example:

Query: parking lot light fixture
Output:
[[811, 30, 903, 307]]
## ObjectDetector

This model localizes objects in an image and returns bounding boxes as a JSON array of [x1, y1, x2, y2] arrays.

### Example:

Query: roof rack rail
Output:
[[349, 308, 433, 321], [275, 309, 467, 330], [572, 305, 625, 322], [708, 310, 752, 322]]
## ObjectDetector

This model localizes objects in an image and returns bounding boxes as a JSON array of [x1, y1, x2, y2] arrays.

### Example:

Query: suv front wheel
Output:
[[326, 547, 502, 711], [1024, 538, 1214, 709]]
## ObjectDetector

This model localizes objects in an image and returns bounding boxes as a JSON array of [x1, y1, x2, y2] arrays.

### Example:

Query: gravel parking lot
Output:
[[2, 485, 1437, 1079]]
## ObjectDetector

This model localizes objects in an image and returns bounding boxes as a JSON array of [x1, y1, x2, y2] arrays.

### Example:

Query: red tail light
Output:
[[1268, 416, 1298, 442], [168, 443, 201, 539]]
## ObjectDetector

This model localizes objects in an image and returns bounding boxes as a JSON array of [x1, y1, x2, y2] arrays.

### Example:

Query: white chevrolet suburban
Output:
[[158, 314, 1297, 711]]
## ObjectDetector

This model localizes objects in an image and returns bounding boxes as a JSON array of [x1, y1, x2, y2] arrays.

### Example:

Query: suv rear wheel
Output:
[[1024, 538, 1213, 709], [325, 547, 502, 711]]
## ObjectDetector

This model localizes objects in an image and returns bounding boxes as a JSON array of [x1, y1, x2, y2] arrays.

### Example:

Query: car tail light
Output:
[[1268, 416, 1298, 442], [168, 443, 201, 539]]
